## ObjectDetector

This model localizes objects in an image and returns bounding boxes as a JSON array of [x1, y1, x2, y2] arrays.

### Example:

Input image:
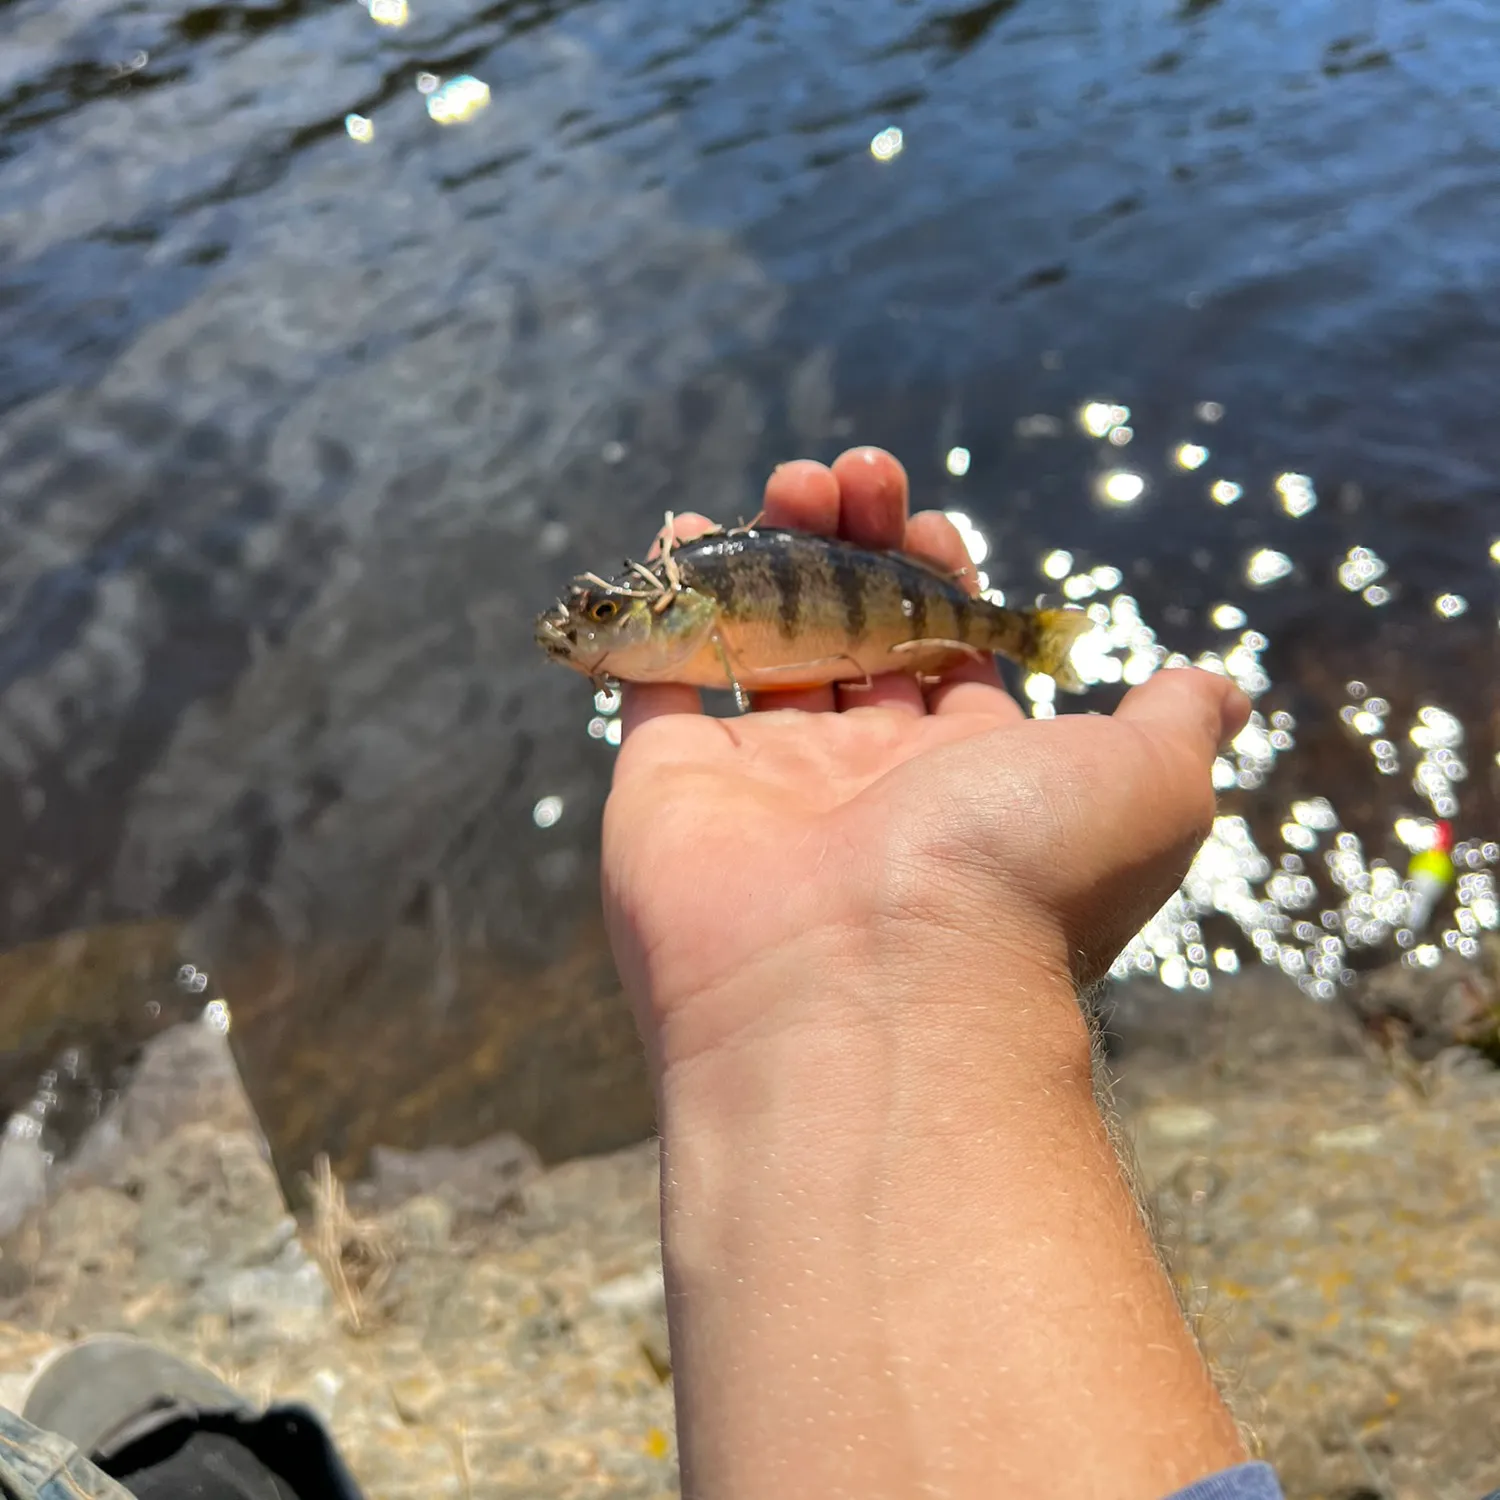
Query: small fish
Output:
[[535, 525, 1093, 706]]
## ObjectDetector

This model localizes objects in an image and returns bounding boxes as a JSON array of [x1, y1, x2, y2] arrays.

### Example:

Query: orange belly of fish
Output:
[[660, 617, 981, 690]]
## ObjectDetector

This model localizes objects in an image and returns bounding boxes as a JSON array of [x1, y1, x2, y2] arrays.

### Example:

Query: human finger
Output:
[[899, 508, 1023, 719], [620, 683, 704, 737], [820, 451, 910, 712], [1087, 669, 1250, 880], [902, 510, 980, 592], [611, 518, 718, 733], [645, 511, 720, 559], [837, 673, 926, 715], [751, 460, 844, 709], [833, 507, 969, 715], [831, 447, 908, 549], [752, 684, 837, 713], [1112, 667, 1251, 759], [925, 664, 1026, 722], [642, 507, 829, 714], [762, 460, 841, 534]]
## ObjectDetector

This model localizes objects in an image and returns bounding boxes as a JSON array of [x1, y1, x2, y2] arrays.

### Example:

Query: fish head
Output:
[[535, 582, 717, 681]]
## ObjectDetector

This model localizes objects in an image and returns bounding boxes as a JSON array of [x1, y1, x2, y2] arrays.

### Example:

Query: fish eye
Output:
[[588, 597, 621, 623]]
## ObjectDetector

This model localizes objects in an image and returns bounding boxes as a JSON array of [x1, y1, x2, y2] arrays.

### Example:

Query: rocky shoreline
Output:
[[3, 961, 1500, 1500]]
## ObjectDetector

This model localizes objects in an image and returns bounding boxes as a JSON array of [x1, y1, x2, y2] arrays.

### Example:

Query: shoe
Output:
[[23, 1335, 253, 1462], [22, 1335, 365, 1499]]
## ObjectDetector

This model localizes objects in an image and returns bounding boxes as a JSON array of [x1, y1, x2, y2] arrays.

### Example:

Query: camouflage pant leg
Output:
[[0, 1406, 135, 1500]]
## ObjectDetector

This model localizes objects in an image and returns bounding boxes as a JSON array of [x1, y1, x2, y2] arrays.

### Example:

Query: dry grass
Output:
[[305, 1153, 395, 1333]]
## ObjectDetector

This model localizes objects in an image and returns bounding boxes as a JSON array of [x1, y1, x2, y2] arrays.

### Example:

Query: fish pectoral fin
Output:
[[710, 629, 751, 714], [887, 638, 991, 673], [737, 653, 873, 693]]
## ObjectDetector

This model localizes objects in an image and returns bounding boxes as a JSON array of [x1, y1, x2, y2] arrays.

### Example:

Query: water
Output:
[[3, 0, 1499, 1178]]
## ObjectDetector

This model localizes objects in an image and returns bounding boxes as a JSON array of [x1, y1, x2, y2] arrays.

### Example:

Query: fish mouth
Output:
[[534, 606, 609, 677], [535, 605, 574, 659]]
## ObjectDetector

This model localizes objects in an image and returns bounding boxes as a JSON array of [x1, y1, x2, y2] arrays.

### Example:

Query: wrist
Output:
[[646, 909, 1092, 1115], [652, 946, 1244, 1500]]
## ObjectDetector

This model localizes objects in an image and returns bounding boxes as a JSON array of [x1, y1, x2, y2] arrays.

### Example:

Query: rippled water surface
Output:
[[4, 0, 1499, 1177]]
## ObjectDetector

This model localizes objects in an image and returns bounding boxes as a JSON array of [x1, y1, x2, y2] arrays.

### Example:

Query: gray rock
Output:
[[218, 1257, 330, 1340], [0, 1118, 49, 1240], [63, 1015, 265, 1194], [359, 1133, 541, 1219], [384, 1194, 454, 1252]]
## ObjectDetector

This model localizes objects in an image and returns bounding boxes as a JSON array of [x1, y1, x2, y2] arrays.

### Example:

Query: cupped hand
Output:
[[602, 447, 1248, 1082]]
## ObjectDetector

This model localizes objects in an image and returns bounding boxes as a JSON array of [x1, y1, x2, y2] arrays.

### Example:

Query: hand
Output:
[[602, 448, 1253, 1500], [603, 446, 1249, 1085]]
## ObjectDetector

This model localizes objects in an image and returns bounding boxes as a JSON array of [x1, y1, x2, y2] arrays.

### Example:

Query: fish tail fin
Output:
[[1025, 607, 1093, 694]]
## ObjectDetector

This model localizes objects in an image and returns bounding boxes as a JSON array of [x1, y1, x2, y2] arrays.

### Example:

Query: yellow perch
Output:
[[535, 525, 1093, 705]]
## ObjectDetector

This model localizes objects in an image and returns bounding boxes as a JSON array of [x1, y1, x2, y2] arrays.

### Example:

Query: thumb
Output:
[[1037, 668, 1248, 984], [1112, 667, 1250, 759]]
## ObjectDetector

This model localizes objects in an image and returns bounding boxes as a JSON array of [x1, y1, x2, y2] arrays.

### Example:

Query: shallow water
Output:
[[3, 0, 1498, 1175]]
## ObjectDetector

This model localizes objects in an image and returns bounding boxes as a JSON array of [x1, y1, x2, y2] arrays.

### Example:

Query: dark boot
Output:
[[22, 1336, 365, 1500]]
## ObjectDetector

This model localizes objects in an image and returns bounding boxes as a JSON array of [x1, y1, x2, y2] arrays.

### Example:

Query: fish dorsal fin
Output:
[[679, 527, 970, 590]]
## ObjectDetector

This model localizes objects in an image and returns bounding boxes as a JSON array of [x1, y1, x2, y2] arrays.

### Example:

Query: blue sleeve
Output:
[[1165, 1462, 1286, 1500]]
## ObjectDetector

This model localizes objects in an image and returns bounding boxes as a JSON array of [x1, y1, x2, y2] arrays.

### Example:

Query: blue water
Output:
[[2, 0, 1498, 1166]]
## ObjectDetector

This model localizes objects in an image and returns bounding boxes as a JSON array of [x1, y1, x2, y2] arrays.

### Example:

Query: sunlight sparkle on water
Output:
[[1394, 817, 1439, 852], [177, 964, 209, 994], [1337, 546, 1386, 592], [1101, 471, 1145, 506], [1072, 637, 1123, 687], [870, 126, 904, 161], [565, 407, 1498, 1003], [345, 114, 375, 142], [945, 511, 988, 566], [1081, 403, 1129, 438], [1246, 548, 1293, 587], [427, 75, 490, 124], [1024, 674, 1057, 715], [532, 795, 564, 829], [368, 0, 408, 24], [1276, 472, 1317, 518], [1196, 401, 1225, 423]]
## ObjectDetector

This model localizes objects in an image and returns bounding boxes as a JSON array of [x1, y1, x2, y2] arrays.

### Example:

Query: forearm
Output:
[[655, 954, 1245, 1500]]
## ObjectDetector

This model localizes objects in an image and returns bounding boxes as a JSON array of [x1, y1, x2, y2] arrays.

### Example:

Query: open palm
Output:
[[601, 449, 1248, 1078]]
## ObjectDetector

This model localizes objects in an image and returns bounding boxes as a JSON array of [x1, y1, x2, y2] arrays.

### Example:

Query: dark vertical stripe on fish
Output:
[[903, 566, 927, 641], [768, 537, 801, 638], [706, 548, 736, 614], [953, 591, 971, 645], [833, 547, 867, 642]]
